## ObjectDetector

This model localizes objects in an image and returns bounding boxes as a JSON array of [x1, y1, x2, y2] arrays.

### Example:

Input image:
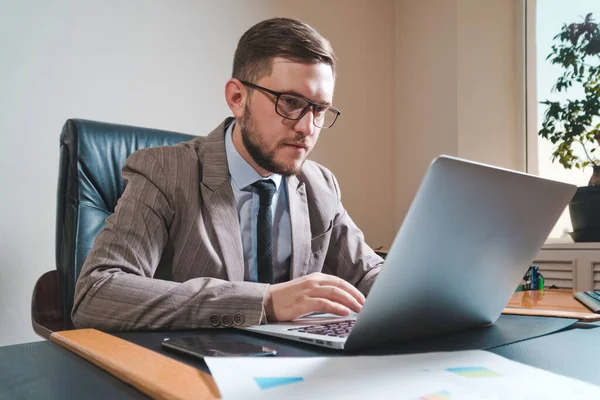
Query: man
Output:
[[72, 17, 383, 331]]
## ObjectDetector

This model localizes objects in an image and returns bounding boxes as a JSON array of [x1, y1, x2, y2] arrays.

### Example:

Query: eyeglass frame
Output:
[[239, 80, 341, 128]]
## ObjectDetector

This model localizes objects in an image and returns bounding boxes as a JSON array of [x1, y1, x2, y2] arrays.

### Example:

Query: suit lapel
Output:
[[198, 119, 244, 281], [288, 175, 311, 279]]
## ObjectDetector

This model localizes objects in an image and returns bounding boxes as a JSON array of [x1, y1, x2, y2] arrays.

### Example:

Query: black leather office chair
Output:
[[31, 119, 196, 338]]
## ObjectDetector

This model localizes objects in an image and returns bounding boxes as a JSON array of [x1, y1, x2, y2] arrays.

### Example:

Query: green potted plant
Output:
[[539, 13, 600, 242]]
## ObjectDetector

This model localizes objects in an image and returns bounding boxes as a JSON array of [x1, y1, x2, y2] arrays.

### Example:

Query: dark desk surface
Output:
[[114, 315, 577, 364], [2, 318, 599, 400], [0, 340, 148, 400], [491, 322, 600, 385]]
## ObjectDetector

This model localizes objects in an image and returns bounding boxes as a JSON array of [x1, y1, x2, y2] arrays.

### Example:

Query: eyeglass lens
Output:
[[276, 94, 337, 128]]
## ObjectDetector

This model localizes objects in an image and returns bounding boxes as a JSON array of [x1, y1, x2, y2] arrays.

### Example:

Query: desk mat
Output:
[[491, 322, 600, 386], [0, 340, 148, 400], [50, 329, 220, 400], [116, 315, 577, 370]]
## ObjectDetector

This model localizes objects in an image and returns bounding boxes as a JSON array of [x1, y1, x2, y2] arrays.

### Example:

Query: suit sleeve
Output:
[[321, 170, 384, 296], [71, 149, 268, 331]]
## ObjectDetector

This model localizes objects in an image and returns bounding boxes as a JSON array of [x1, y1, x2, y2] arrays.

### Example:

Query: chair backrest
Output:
[[57, 119, 196, 328]]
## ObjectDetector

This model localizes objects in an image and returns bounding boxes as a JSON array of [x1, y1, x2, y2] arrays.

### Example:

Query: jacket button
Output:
[[233, 312, 245, 326], [209, 314, 220, 327], [221, 314, 233, 327]]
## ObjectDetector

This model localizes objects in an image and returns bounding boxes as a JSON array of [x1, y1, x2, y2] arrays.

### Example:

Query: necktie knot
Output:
[[252, 179, 277, 207]]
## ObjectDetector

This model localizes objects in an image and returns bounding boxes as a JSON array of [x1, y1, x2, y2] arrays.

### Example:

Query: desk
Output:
[[1, 318, 599, 399]]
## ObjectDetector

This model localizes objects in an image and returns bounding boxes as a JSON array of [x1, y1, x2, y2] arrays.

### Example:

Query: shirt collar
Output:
[[225, 121, 282, 191]]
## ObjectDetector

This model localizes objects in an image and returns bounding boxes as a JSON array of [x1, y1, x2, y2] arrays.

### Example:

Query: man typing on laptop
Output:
[[71, 17, 383, 331]]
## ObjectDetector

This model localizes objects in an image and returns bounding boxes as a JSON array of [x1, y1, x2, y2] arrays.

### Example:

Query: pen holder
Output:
[[516, 265, 545, 291]]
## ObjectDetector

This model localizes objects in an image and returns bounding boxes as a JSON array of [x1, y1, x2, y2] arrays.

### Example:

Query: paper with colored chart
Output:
[[205, 350, 600, 399]]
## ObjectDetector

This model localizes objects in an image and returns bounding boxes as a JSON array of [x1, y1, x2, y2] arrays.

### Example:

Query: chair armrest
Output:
[[31, 270, 66, 339]]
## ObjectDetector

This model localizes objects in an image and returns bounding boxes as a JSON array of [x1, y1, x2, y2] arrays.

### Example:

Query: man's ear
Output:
[[225, 79, 246, 118]]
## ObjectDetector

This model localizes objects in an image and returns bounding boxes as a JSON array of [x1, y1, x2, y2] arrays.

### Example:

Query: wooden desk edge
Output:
[[50, 329, 220, 400], [502, 307, 600, 322]]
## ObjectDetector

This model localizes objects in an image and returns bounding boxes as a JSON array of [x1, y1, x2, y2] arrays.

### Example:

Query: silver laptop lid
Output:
[[345, 155, 577, 351]]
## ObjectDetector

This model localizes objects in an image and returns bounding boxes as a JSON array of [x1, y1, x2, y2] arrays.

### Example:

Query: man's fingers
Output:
[[312, 273, 366, 305], [309, 286, 362, 313], [305, 298, 352, 317], [267, 274, 367, 321]]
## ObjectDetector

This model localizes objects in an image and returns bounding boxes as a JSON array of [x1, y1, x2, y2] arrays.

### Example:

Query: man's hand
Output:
[[263, 272, 365, 322]]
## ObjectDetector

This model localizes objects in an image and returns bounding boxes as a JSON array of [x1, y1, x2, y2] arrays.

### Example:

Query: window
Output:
[[529, 0, 600, 240]]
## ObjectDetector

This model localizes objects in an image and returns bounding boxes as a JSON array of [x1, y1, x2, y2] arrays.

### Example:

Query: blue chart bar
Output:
[[446, 366, 502, 378], [254, 377, 304, 390]]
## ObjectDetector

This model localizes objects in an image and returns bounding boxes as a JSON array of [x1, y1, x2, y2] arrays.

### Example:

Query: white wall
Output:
[[394, 0, 525, 226], [0, 0, 395, 346], [457, 0, 523, 170], [0, 0, 523, 346], [394, 0, 460, 225]]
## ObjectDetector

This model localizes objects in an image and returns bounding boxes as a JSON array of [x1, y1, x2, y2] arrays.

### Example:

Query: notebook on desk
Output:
[[241, 155, 577, 351], [574, 291, 600, 313]]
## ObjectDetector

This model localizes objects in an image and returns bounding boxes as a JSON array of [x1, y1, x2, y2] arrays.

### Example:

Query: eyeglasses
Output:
[[240, 80, 341, 129]]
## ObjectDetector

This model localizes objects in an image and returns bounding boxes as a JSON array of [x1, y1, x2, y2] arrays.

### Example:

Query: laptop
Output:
[[240, 155, 577, 351]]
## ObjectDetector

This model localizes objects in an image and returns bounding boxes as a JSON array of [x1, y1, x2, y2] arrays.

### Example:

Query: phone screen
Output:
[[162, 334, 277, 359]]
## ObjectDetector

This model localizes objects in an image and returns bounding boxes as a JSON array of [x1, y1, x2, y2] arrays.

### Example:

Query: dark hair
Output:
[[232, 17, 336, 83]]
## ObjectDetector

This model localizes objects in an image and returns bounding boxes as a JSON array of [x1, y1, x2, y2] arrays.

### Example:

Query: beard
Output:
[[240, 104, 308, 176]]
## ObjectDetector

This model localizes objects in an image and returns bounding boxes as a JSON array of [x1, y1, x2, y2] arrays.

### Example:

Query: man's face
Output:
[[240, 58, 335, 176]]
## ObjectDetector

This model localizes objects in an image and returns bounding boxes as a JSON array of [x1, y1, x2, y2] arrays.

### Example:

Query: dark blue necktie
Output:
[[252, 180, 277, 283]]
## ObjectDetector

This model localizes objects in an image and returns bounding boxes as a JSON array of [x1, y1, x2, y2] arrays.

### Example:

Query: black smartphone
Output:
[[161, 334, 277, 359]]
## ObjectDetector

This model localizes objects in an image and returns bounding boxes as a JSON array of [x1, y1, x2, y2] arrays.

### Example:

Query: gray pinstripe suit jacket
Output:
[[72, 118, 383, 331]]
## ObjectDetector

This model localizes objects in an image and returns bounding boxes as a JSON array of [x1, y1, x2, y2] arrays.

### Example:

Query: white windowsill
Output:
[[542, 238, 600, 250]]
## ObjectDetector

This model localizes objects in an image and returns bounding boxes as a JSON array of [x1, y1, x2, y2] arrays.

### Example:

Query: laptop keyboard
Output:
[[287, 320, 355, 338]]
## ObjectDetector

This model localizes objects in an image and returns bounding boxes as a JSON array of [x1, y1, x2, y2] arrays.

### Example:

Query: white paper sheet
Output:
[[205, 350, 600, 399]]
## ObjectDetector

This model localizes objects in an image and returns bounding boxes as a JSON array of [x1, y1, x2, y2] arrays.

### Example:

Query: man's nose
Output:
[[294, 108, 317, 137]]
